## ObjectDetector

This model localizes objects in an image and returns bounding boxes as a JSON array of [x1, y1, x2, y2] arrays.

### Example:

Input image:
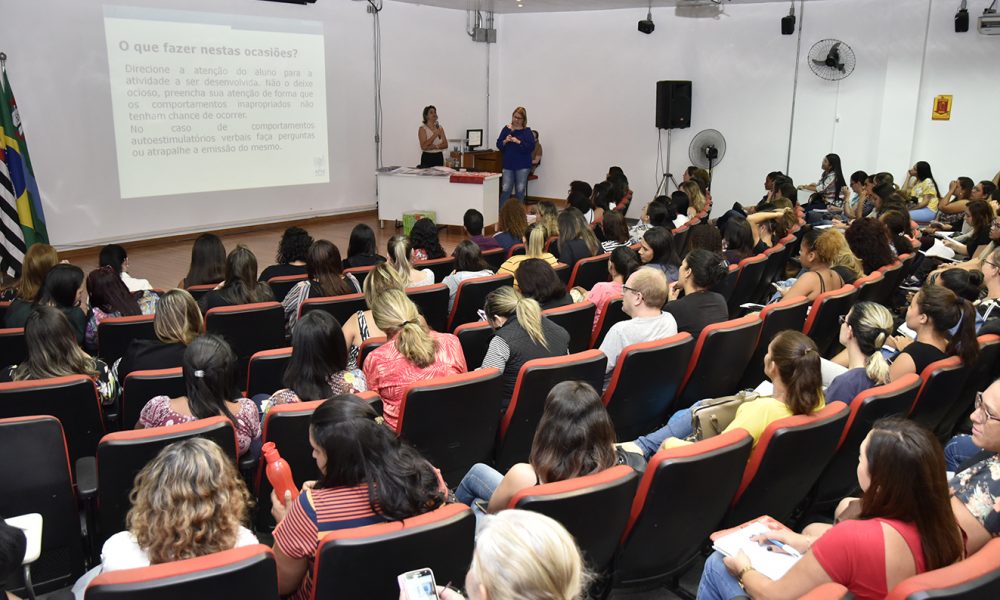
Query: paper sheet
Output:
[[712, 521, 801, 580]]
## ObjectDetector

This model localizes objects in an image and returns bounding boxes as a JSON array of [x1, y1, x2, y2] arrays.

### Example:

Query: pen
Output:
[[765, 538, 802, 558]]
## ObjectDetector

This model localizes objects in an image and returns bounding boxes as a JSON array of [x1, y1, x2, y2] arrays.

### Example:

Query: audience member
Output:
[[976, 247, 1000, 330], [936, 267, 984, 304], [116, 289, 201, 383], [409, 217, 446, 261], [137, 335, 261, 458], [639, 226, 681, 283], [747, 205, 791, 250], [343, 223, 386, 269], [584, 246, 641, 328], [535, 201, 560, 237], [845, 218, 895, 274], [825, 302, 894, 406], [99, 243, 153, 292], [494, 199, 528, 252], [948, 379, 1000, 553], [387, 234, 434, 287], [0, 520, 27, 600], [342, 262, 404, 370], [684, 221, 723, 255], [282, 240, 360, 331], [1, 306, 116, 405], [722, 216, 756, 265], [888, 284, 978, 381], [480, 287, 570, 407], [699, 418, 963, 600], [199, 244, 274, 313], [671, 190, 691, 226], [463, 208, 501, 251], [664, 249, 729, 339], [259, 226, 312, 281], [0, 242, 57, 304], [557, 207, 599, 268], [5, 263, 88, 344], [516, 258, 572, 310], [568, 187, 596, 224], [929, 176, 974, 231], [881, 210, 918, 257], [680, 180, 706, 217], [775, 229, 843, 301], [942, 199, 995, 259], [84, 266, 145, 353], [268, 311, 365, 408], [799, 153, 847, 209], [443, 240, 494, 310], [363, 289, 467, 430], [902, 161, 943, 222], [178, 233, 226, 288], [600, 211, 630, 253], [497, 224, 557, 283], [568, 180, 592, 200], [843, 170, 873, 221], [271, 395, 445, 600], [598, 268, 676, 385], [455, 381, 618, 516], [628, 197, 673, 243], [828, 229, 865, 285]]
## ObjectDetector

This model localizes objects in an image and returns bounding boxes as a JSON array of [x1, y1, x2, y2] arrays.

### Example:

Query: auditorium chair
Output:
[[254, 400, 324, 531], [0, 375, 105, 464], [602, 333, 695, 441], [909, 356, 973, 439], [344, 265, 375, 288], [802, 285, 858, 357], [727, 253, 768, 317], [505, 242, 526, 259], [96, 314, 156, 364], [299, 292, 366, 326], [85, 545, 279, 600], [507, 465, 639, 575], [710, 264, 740, 303], [590, 296, 627, 348], [613, 430, 753, 590], [853, 270, 890, 306], [265, 273, 308, 302], [447, 273, 513, 332], [453, 320, 494, 369], [357, 336, 387, 370], [553, 262, 570, 287], [495, 350, 608, 471], [938, 334, 1000, 441], [0, 300, 7, 323], [0, 416, 86, 594], [738, 295, 810, 390], [542, 301, 596, 353], [675, 315, 762, 411], [886, 537, 1000, 599], [91, 417, 238, 548], [414, 256, 454, 284], [724, 402, 849, 527], [751, 243, 789, 305], [311, 504, 474, 600], [878, 256, 907, 293], [801, 374, 921, 523], [120, 367, 185, 430], [544, 235, 559, 256], [481, 247, 505, 271], [245, 347, 292, 398], [184, 283, 217, 302], [396, 369, 503, 484], [567, 253, 611, 291], [205, 301, 286, 383], [0, 326, 26, 369], [406, 283, 449, 332]]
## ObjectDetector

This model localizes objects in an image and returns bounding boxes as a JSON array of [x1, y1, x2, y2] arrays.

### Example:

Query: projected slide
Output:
[[104, 7, 329, 199]]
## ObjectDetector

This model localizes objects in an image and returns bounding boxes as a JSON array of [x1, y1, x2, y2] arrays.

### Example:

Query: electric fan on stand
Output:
[[688, 129, 727, 181]]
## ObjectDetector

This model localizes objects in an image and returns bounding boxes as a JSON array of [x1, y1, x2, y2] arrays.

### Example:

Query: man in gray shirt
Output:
[[599, 267, 678, 387]]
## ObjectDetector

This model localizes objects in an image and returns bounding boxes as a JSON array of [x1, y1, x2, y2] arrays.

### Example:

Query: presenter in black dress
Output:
[[418, 105, 448, 168]]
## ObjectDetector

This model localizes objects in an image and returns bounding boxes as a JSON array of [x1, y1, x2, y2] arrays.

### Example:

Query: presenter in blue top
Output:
[[497, 106, 535, 206]]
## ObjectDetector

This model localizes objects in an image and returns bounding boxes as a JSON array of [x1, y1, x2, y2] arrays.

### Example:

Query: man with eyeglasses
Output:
[[949, 379, 1000, 554], [597, 267, 677, 389]]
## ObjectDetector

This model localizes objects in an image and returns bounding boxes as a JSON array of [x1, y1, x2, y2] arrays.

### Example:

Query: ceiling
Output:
[[383, 0, 811, 15]]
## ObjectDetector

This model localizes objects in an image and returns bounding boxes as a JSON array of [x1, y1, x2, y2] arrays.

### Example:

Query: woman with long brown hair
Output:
[[281, 240, 360, 331], [198, 244, 274, 313]]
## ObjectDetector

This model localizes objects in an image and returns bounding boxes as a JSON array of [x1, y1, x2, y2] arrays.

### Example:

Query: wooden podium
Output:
[[451, 149, 501, 173]]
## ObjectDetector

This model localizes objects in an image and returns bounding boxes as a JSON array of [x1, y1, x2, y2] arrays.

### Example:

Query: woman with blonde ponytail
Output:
[[364, 289, 466, 430], [481, 286, 570, 408], [387, 234, 435, 288], [826, 302, 895, 406], [497, 223, 558, 284]]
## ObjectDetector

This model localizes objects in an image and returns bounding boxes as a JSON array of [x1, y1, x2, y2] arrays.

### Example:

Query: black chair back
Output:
[[246, 347, 293, 398], [205, 302, 286, 384], [447, 274, 513, 332], [543, 301, 596, 353], [414, 257, 455, 283], [121, 368, 186, 430], [266, 274, 308, 303], [407, 284, 449, 332], [300, 293, 366, 327], [738, 295, 810, 389], [590, 297, 627, 348], [0, 327, 26, 369], [97, 315, 157, 364], [255, 400, 324, 531], [676, 315, 762, 410], [454, 321, 494, 369], [568, 254, 611, 290]]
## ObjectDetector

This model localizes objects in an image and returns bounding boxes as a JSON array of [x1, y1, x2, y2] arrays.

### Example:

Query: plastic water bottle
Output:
[[262, 441, 298, 504]]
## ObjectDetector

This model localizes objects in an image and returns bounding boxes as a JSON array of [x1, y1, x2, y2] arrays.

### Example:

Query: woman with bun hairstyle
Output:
[[664, 249, 730, 339], [826, 301, 894, 406], [888, 284, 979, 382], [583, 246, 641, 328], [775, 228, 843, 302], [387, 235, 434, 288]]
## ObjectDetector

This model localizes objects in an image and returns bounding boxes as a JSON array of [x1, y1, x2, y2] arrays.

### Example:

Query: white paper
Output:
[[712, 522, 800, 580]]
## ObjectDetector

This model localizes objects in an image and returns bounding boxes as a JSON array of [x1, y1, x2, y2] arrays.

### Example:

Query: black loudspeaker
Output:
[[655, 81, 692, 130], [955, 9, 970, 32], [781, 14, 796, 35]]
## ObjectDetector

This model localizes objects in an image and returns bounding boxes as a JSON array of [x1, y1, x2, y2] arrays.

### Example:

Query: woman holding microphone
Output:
[[418, 105, 448, 168], [497, 106, 535, 206]]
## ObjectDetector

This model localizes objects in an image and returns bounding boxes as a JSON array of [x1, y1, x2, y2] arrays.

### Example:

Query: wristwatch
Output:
[[737, 564, 755, 588]]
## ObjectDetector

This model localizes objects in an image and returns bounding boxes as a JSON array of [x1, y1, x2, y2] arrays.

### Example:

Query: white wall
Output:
[[496, 0, 1000, 212], [0, 0, 490, 249]]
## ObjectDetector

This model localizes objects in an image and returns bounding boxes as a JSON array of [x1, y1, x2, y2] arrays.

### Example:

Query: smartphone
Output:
[[398, 568, 440, 600]]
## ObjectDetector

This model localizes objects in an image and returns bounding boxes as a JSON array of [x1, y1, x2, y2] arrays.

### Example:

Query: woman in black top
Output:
[[5, 263, 88, 345], [888, 284, 979, 381], [943, 199, 994, 260], [178, 233, 226, 288], [664, 249, 730, 339], [199, 245, 274, 313], [343, 223, 387, 269], [515, 258, 572, 310], [722, 216, 756, 265], [117, 289, 202, 384], [259, 226, 313, 281], [557, 208, 599, 269]]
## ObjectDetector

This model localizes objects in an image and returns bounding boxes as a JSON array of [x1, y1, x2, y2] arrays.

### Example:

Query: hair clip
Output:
[[193, 369, 205, 378]]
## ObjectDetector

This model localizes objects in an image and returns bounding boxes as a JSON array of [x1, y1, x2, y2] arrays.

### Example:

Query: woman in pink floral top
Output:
[[267, 311, 367, 410], [582, 246, 641, 328], [364, 290, 467, 430], [137, 335, 260, 457]]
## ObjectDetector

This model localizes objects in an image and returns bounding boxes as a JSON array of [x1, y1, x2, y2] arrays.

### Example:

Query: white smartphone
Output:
[[398, 568, 440, 600]]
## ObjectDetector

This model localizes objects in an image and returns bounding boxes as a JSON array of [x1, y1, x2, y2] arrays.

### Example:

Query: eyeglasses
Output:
[[622, 285, 641, 299], [974, 392, 1000, 423], [984, 260, 1000, 270]]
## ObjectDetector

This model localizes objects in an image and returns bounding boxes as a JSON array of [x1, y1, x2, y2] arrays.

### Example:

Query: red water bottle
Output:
[[262, 442, 298, 504]]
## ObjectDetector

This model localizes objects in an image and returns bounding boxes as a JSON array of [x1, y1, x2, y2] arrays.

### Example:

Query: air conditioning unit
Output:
[[979, 13, 1000, 34]]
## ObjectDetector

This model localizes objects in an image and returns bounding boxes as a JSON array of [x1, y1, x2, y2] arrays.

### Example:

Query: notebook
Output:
[[711, 518, 801, 580]]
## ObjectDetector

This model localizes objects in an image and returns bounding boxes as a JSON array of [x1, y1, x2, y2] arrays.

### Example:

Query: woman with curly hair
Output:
[[71, 437, 256, 594], [260, 226, 313, 281], [845, 218, 895, 274], [409, 218, 446, 261], [775, 229, 844, 301]]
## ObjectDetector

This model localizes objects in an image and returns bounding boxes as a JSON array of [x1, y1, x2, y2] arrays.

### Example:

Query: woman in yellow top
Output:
[[497, 224, 559, 288], [902, 161, 942, 223], [626, 330, 825, 458]]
